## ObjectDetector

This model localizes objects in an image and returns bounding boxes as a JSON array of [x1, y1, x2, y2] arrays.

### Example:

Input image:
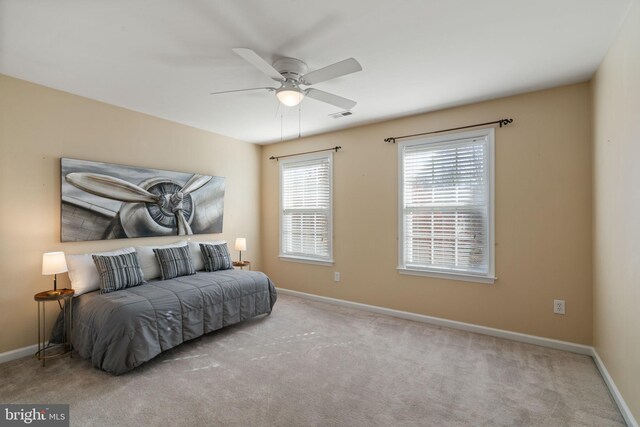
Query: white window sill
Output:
[[279, 256, 334, 266], [397, 267, 496, 284]]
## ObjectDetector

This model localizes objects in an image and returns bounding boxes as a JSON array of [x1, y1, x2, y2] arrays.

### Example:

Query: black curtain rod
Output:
[[384, 118, 514, 143], [269, 146, 342, 161]]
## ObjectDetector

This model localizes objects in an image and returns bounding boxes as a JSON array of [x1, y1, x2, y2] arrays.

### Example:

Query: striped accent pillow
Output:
[[200, 243, 233, 271], [92, 252, 145, 294], [153, 245, 196, 280]]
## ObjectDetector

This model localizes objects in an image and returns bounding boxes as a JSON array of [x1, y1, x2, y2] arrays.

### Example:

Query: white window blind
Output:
[[399, 129, 494, 282], [280, 153, 333, 262]]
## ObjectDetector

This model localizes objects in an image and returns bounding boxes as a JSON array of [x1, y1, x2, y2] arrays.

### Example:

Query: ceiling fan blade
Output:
[[301, 58, 362, 85], [232, 48, 285, 82], [305, 88, 357, 110], [65, 173, 160, 203], [210, 87, 276, 95]]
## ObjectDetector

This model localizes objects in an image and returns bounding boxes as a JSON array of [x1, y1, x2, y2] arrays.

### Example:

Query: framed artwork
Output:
[[60, 158, 225, 242]]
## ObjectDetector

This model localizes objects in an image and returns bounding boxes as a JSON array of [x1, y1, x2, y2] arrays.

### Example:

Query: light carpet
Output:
[[0, 294, 625, 426]]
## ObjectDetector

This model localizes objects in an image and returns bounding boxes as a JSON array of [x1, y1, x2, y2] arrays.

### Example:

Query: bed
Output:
[[53, 269, 277, 375]]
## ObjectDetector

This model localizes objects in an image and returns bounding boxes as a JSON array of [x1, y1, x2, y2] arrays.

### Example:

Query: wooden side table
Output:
[[233, 260, 251, 270], [34, 288, 74, 366]]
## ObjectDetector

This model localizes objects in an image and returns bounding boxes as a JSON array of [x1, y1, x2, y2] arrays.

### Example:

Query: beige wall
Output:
[[592, 0, 640, 420], [0, 75, 596, 356], [0, 75, 262, 353], [262, 83, 593, 344]]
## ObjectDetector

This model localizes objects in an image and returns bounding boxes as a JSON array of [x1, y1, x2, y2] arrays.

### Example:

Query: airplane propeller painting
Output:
[[60, 158, 225, 242]]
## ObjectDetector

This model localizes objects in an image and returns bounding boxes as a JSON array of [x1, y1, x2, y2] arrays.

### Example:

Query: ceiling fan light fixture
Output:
[[276, 86, 305, 107]]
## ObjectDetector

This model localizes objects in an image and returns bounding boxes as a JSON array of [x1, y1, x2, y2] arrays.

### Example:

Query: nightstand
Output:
[[233, 260, 251, 270], [34, 288, 74, 366]]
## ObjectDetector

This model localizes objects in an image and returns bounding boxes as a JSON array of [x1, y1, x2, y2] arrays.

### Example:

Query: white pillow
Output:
[[187, 240, 226, 271], [134, 242, 187, 281], [66, 247, 135, 296]]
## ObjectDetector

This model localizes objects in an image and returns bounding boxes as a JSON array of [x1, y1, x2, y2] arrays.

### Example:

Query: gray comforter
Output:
[[54, 269, 277, 375]]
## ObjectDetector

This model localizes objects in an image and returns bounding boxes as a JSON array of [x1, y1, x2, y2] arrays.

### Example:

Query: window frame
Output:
[[397, 128, 496, 284], [279, 151, 334, 265]]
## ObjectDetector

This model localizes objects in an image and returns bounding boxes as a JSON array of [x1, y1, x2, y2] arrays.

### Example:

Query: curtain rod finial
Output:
[[384, 137, 396, 144], [499, 118, 514, 127]]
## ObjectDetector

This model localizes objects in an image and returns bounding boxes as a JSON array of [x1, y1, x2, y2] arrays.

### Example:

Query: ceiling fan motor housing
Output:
[[273, 58, 308, 81]]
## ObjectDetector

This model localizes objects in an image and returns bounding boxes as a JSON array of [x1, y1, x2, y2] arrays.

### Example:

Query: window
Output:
[[279, 153, 333, 264], [398, 128, 495, 283]]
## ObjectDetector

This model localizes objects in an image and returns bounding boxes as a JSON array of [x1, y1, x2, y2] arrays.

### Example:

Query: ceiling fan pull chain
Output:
[[298, 103, 301, 139]]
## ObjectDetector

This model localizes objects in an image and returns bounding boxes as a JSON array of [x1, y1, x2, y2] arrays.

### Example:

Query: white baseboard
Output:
[[277, 287, 637, 427], [591, 348, 639, 427], [277, 288, 592, 355], [0, 343, 39, 364]]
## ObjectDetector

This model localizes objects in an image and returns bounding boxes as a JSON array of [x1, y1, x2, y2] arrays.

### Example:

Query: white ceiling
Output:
[[0, 0, 632, 144]]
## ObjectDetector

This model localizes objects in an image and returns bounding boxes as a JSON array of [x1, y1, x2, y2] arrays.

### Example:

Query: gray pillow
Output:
[[134, 242, 186, 280], [67, 247, 136, 296], [153, 245, 196, 280], [200, 243, 233, 272], [92, 252, 145, 294], [187, 240, 226, 271]]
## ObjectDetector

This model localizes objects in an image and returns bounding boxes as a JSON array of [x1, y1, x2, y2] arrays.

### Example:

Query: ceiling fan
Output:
[[210, 48, 362, 110]]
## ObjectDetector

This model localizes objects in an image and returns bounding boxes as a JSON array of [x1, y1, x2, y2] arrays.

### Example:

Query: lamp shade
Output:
[[234, 238, 247, 252], [42, 252, 68, 275]]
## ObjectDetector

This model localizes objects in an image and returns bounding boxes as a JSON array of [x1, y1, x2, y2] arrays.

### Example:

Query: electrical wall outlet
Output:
[[554, 299, 566, 315], [334, 272, 340, 282]]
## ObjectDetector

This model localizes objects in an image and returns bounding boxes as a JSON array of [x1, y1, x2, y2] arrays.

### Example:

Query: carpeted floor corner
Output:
[[0, 294, 625, 426]]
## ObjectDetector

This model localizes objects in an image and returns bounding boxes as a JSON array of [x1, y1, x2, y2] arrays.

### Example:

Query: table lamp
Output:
[[42, 252, 68, 291], [235, 238, 247, 262]]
